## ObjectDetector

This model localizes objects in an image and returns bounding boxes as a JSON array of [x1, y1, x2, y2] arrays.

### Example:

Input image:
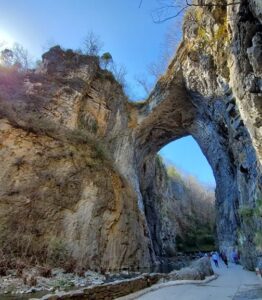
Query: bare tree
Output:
[[135, 15, 181, 98], [151, 0, 187, 23], [82, 31, 104, 56], [110, 63, 127, 87], [0, 49, 13, 67], [12, 43, 31, 70], [0, 42, 31, 71], [148, 61, 166, 79], [134, 57, 167, 96], [135, 74, 152, 95]]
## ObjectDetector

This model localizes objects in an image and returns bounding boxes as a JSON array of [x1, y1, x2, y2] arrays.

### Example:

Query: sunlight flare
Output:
[[0, 29, 15, 48]]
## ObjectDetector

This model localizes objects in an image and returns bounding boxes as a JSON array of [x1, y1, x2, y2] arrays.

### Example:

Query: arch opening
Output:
[[159, 136, 216, 188], [140, 136, 217, 260], [160, 136, 216, 254]]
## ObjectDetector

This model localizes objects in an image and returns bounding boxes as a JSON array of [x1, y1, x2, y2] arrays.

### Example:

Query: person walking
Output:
[[232, 249, 239, 264], [212, 252, 219, 267], [221, 251, 228, 268]]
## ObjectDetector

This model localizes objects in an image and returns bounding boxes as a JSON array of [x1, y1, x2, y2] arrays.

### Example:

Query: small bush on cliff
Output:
[[254, 198, 262, 251], [238, 198, 262, 223], [101, 52, 113, 69], [239, 206, 254, 219], [47, 239, 69, 266], [238, 196, 262, 252], [167, 165, 182, 181], [255, 232, 262, 251], [255, 198, 262, 217]]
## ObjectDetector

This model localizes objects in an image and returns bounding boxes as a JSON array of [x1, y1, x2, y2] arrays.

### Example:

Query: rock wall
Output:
[[135, 0, 262, 269], [180, 0, 262, 269], [0, 49, 154, 271], [140, 156, 179, 258], [0, 0, 261, 271]]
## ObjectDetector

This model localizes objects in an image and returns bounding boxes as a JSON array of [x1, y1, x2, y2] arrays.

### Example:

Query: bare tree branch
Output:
[[149, 0, 242, 23], [110, 63, 127, 87], [82, 31, 104, 56], [152, 5, 188, 23], [135, 75, 152, 95], [0, 42, 31, 71], [185, 0, 241, 7]]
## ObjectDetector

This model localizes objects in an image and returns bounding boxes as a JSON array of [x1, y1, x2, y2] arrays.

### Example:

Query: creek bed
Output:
[[0, 256, 193, 300]]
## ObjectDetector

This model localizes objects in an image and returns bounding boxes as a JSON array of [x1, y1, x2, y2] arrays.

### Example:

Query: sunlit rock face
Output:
[[183, 0, 262, 270], [135, 0, 262, 269], [0, 47, 154, 271], [0, 0, 261, 271]]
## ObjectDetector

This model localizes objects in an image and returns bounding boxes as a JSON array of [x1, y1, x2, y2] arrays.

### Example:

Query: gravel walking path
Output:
[[126, 261, 262, 300]]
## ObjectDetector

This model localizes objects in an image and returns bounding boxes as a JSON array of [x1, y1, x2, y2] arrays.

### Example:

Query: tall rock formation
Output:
[[0, 0, 261, 271], [136, 0, 262, 269]]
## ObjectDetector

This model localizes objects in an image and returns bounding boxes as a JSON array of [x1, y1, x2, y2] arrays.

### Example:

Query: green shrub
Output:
[[101, 52, 113, 69], [254, 198, 262, 217], [238, 196, 262, 251], [167, 166, 182, 181], [156, 154, 163, 165], [254, 197, 262, 250], [239, 206, 254, 219], [255, 231, 262, 251], [47, 238, 69, 266], [198, 234, 215, 245]]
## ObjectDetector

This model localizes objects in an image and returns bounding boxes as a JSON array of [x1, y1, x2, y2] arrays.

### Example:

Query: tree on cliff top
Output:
[[101, 52, 113, 69], [0, 42, 31, 71], [82, 31, 104, 56]]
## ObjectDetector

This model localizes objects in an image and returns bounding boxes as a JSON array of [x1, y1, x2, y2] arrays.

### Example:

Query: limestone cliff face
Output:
[[137, 0, 262, 269], [0, 49, 153, 271], [179, 0, 262, 269], [140, 156, 178, 258], [0, 0, 261, 271]]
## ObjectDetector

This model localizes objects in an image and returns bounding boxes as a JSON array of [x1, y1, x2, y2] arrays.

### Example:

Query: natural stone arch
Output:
[[0, 0, 260, 273], [109, 0, 261, 270], [123, 0, 262, 270], [134, 83, 237, 251], [130, 7, 261, 271], [134, 78, 259, 269]]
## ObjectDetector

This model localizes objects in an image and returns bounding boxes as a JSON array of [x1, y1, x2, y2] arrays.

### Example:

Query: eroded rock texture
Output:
[[0, 49, 153, 271], [136, 0, 262, 270], [0, 0, 261, 271]]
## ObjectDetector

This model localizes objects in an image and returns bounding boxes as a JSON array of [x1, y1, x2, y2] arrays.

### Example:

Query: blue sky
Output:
[[160, 137, 215, 187], [0, 0, 215, 186]]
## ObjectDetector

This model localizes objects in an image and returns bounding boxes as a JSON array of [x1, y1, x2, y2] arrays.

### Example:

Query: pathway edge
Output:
[[116, 274, 219, 300]]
